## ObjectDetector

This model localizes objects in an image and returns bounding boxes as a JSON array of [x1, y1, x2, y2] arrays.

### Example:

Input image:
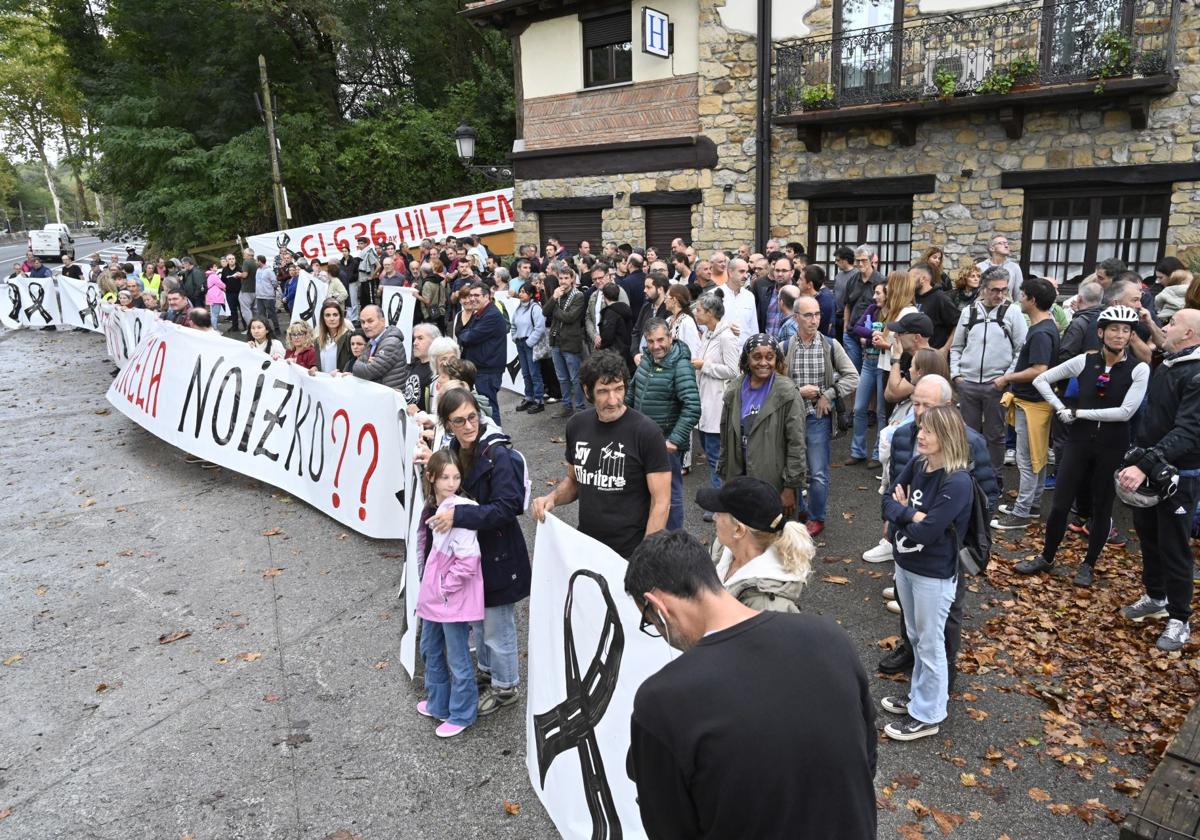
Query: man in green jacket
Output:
[[180, 256, 208, 308], [626, 318, 701, 530]]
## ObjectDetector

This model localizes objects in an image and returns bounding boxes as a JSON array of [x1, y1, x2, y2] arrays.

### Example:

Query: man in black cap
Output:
[[625, 529, 876, 840], [884, 312, 934, 405]]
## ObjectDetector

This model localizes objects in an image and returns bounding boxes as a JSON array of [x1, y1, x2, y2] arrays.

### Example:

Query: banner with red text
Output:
[[246, 188, 515, 262], [105, 320, 412, 538]]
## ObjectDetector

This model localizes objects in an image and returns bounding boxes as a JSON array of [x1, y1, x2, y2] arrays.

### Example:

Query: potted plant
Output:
[[1134, 51, 1168, 78], [933, 66, 958, 100], [1093, 29, 1132, 93], [977, 68, 1015, 95], [799, 83, 836, 110], [1008, 54, 1039, 90]]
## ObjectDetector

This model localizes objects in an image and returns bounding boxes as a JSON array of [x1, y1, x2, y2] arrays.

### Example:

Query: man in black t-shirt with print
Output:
[[532, 349, 670, 558], [911, 261, 960, 351]]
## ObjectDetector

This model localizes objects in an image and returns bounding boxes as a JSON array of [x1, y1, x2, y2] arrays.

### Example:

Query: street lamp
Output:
[[453, 121, 513, 182]]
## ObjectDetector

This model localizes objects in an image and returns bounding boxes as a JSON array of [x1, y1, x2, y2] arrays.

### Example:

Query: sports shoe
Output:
[[880, 695, 909, 715], [886, 599, 901, 614], [845, 456, 867, 466], [1121, 595, 1169, 623], [1073, 564, 1094, 587], [416, 700, 444, 721], [526, 402, 545, 414], [1067, 516, 1088, 534], [882, 586, 896, 600], [515, 400, 532, 412], [878, 644, 914, 674], [475, 667, 492, 688], [991, 512, 1032, 530], [1004, 449, 1016, 465], [477, 685, 519, 716], [806, 520, 825, 538], [545, 396, 559, 403], [1106, 526, 1127, 547], [1013, 556, 1053, 575], [863, 539, 894, 563], [866, 459, 882, 470], [436, 721, 469, 738], [999, 503, 1040, 518], [1043, 474, 1056, 490], [885, 715, 940, 741], [1157, 619, 1191, 652]]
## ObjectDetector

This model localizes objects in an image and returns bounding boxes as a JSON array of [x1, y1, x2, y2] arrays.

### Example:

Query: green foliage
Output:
[[933, 67, 958, 98], [799, 83, 835, 109], [977, 69, 1014, 95], [1094, 29, 1132, 93], [1008, 55, 1038, 80]]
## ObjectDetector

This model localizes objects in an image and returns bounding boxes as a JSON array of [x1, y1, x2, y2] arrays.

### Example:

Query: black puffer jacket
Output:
[[1135, 345, 1200, 471]]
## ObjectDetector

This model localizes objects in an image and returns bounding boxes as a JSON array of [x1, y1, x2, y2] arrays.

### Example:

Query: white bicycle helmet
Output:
[[1096, 304, 1140, 328]]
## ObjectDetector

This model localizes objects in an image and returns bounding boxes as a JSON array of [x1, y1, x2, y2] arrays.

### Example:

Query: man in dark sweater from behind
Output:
[[625, 530, 877, 840]]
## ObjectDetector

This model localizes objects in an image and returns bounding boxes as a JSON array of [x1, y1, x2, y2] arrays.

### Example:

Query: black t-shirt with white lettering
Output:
[[565, 406, 670, 558]]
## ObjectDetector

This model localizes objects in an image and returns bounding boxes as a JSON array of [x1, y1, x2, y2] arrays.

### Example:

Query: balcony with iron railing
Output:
[[773, 0, 1180, 152]]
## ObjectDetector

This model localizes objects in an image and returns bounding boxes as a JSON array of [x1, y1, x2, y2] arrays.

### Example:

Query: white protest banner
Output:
[[1, 279, 22, 330], [526, 515, 671, 840], [101, 304, 158, 368], [246, 188, 515, 262], [289, 270, 328, 331], [106, 320, 411, 538], [10, 276, 63, 328], [398, 444, 423, 679], [378, 286, 418, 363], [58, 276, 104, 332], [494, 290, 526, 396]]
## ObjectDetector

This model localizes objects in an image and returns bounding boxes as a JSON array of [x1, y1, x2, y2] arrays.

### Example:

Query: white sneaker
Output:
[[863, 539, 893, 563], [886, 599, 902, 615], [1157, 619, 1191, 652], [882, 587, 896, 600], [1005, 449, 1016, 465]]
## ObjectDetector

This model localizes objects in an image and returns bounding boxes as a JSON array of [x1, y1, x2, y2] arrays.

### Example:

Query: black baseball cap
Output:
[[696, 477, 786, 533], [886, 312, 934, 337]]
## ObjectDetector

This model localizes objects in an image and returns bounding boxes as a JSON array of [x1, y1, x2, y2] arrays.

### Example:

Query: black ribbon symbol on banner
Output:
[[506, 357, 521, 384], [23, 281, 53, 324], [133, 315, 143, 346], [299, 279, 318, 325], [533, 569, 625, 840], [6, 283, 19, 322], [385, 291, 403, 327], [79, 284, 100, 328]]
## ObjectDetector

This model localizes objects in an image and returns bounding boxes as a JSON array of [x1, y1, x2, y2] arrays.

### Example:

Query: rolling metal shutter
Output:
[[644, 204, 693, 257], [538, 210, 604, 254]]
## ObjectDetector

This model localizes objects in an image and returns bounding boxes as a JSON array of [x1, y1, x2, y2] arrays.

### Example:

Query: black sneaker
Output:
[[477, 685, 519, 716], [878, 644, 914, 674], [991, 512, 1032, 531], [1073, 564, 1095, 587], [881, 695, 909, 715], [884, 715, 940, 741], [515, 400, 531, 412], [526, 402, 545, 414], [1013, 556, 1053, 575], [474, 667, 492, 688]]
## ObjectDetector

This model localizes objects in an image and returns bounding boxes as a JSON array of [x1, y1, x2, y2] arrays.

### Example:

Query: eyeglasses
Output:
[[448, 412, 479, 429], [638, 602, 662, 638], [985, 286, 1008, 294]]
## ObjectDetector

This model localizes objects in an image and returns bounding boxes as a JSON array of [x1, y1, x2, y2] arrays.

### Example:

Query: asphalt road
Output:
[[0, 236, 131, 269], [0, 326, 1157, 839]]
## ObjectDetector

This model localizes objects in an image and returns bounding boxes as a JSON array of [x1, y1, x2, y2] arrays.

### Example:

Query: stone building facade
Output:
[[467, 0, 1200, 280]]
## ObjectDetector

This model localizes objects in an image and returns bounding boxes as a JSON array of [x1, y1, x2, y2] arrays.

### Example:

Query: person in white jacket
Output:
[[692, 290, 741, 520]]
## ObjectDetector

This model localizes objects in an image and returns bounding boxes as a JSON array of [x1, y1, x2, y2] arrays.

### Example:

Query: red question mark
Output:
[[330, 408, 350, 508], [357, 423, 379, 522]]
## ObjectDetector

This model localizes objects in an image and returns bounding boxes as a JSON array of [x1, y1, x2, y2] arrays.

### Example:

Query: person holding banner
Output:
[[284, 322, 318, 369], [316, 301, 353, 373], [428, 388, 531, 716], [625, 529, 877, 840], [349, 305, 410, 392]]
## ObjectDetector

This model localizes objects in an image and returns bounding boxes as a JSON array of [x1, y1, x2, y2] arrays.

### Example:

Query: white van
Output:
[[28, 225, 74, 261]]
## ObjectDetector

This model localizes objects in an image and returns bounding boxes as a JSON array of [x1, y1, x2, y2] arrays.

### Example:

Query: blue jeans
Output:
[[851, 354, 884, 460], [699, 430, 722, 489], [842, 332, 864, 373], [668, 450, 685, 530], [894, 565, 956, 725], [209, 303, 224, 324], [799, 413, 831, 523], [552, 348, 585, 411], [514, 338, 544, 403], [471, 603, 519, 689], [420, 619, 478, 727], [475, 371, 502, 425]]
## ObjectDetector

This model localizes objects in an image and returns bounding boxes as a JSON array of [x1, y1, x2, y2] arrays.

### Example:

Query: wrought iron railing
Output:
[[775, 0, 1178, 114]]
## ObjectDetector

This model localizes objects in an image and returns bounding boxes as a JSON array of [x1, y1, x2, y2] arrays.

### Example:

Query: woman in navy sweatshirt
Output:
[[879, 404, 973, 742]]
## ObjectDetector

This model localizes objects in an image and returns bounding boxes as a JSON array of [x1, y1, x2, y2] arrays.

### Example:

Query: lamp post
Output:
[[453, 122, 513, 182]]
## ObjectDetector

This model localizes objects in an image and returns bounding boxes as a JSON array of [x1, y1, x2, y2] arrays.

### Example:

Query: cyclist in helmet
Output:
[[1015, 305, 1148, 587], [1117, 308, 1200, 651]]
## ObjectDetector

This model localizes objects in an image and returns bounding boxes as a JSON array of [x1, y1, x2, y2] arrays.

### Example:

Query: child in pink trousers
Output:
[[205, 264, 227, 325], [416, 449, 484, 738]]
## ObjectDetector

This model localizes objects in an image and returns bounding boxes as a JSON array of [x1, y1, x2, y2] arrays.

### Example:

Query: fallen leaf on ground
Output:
[[821, 575, 850, 585], [984, 746, 1003, 761], [898, 823, 925, 840], [322, 829, 360, 840], [877, 635, 902, 650], [966, 707, 989, 721], [894, 772, 921, 789], [373, 660, 388, 670], [263, 693, 282, 703], [842, 511, 855, 522], [1, 654, 20, 666], [1048, 803, 1072, 816], [261, 527, 283, 537], [0, 808, 11, 821], [81, 498, 96, 508], [930, 806, 965, 835], [959, 773, 977, 787], [158, 630, 191, 645], [34, 585, 48, 596], [215, 657, 228, 665], [503, 800, 521, 816], [1028, 787, 1051, 802], [337, 533, 348, 540], [234, 652, 262, 662], [1114, 778, 1144, 795], [114, 506, 127, 512], [262, 567, 285, 578], [95, 683, 108, 693], [94, 408, 110, 415]]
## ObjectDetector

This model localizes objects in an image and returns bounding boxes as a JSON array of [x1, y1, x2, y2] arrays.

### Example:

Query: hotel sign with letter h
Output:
[[642, 7, 671, 57]]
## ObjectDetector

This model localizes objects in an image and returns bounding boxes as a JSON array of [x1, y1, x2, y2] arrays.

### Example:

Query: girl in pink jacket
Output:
[[416, 449, 484, 738], [205, 264, 227, 326]]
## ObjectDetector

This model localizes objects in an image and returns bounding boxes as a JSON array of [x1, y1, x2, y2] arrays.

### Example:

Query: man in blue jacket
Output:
[[456, 280, 509, 425], [878, 374, 999, 681]]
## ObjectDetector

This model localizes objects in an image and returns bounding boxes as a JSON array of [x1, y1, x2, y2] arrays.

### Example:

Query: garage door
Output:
[[644, 204, 693, 257], [538, 210, 603, 255]]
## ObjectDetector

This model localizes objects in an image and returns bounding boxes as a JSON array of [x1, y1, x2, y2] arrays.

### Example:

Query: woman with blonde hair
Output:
[[879, 404, 973, 742], [697, 476, 814, 613], [869, 269, 918, 390]]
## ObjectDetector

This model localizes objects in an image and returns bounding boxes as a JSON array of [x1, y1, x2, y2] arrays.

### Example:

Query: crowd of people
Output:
[[12, 229, 1200, 836]]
